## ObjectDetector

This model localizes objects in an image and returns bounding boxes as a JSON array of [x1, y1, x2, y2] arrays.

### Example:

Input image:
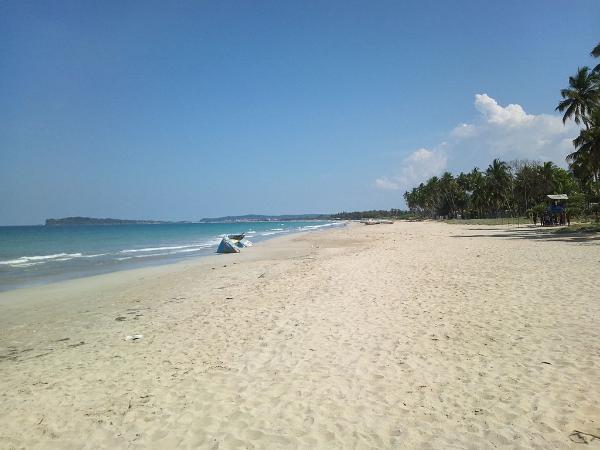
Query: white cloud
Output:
[[374, 147, 447, 191], [374, 177, 401, 190], [376, 93, 579, 192], [451, 123, 477, 138], [453, 93, 578, 163], [473, 93, 531, 126]]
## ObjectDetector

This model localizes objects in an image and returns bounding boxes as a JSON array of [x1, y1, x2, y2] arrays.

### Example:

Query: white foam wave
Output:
[[0, 253, 83, 266], [8, 261, 45, 268], [121, 245, 198, 254], [298, 222, 345, 231], [175, 248, 202, 253], [81, 253, 107, 258], [260, 230, 287, 236], [133, 252, 173, 258]]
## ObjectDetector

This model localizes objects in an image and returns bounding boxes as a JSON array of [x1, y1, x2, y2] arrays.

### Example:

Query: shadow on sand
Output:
[[451, 226, 600, 245]]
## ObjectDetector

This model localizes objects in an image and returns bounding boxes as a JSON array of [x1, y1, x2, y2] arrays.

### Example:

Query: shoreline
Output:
[[1, 221, 599, 448], [0, 224, 338, 302], [0, 221, 346, 295]]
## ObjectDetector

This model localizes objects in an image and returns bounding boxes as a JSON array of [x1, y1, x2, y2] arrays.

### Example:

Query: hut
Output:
[[542, 194, 569, 226]]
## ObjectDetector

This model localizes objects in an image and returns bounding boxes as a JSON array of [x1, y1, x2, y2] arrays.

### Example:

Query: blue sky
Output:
[[1, 1, 599, 225]]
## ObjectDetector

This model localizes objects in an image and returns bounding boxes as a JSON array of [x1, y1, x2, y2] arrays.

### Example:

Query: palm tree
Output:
[[568, 108, 600, 197], [439, 172, 460, 218], [592, 42, 600, 73], [556, 67, 598, 128], [539, 161, 557, 194], [514, 163, 539, 212], [466, 168, 487, 217], [423, 176, 441, 217], [486, 159, 512, 214]]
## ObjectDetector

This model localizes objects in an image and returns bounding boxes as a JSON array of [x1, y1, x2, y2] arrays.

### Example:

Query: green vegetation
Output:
[[199, 214, 331, 222], [199, 211, 414, 222], [444, 218, 528, 226], [329, 209, 412, 220], [45, 217, 171, 226], [404, 41, 600, 223], [553, 222, 600, 233], [403, 159, 583, 220]]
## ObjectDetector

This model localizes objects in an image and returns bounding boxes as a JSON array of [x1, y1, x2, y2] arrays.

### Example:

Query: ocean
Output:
[[0, 221, 344, 292]]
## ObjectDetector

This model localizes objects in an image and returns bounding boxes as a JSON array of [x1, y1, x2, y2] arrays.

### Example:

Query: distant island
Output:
[[44, 215, 327, 226], [198, 214, 330, 223], [45, 217, 176, 226], [45, 210, 411, 226], [199, 210, 411, 222]]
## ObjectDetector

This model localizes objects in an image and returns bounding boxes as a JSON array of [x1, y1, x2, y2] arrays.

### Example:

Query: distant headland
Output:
[[45, 210, 410, 226], [197, 214, 330, 223], [44, 217, 175, 226], [44, 215, 331, 226]]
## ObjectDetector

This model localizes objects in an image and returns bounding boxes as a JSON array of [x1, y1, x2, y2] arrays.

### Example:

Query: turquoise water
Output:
[[0, 221, 344, 291]]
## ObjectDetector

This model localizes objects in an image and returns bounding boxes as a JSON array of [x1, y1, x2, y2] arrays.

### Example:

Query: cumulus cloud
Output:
[[374, 177, 401, 190], [374, 148, 447, 191], [376, 93, 578, 192], [451, 123, 477, 138], [473, 93, 531, 126], [451, 93, 578, 163]]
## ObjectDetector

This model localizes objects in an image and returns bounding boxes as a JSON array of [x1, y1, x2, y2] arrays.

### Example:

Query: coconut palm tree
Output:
[[568, 108, 600, 196], [486, 159, 511, 213], [556, 67, 599, 128], [459, 168, 487, 217], [438, 172, 461, 218], [514, 162, 539, 212], [539, 161, 557, 194], [592, 42, 600, 73]]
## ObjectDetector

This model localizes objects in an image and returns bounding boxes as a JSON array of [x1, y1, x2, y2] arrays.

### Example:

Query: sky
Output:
[[1, 0, 599, 225]]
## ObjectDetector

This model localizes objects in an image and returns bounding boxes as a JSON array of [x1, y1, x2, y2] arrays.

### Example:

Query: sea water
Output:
[[0, 221, 344, 292]]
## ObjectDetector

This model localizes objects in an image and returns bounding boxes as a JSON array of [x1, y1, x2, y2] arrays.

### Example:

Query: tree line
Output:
[[404, 41, 600, 220], [331, 209, 411, 220]]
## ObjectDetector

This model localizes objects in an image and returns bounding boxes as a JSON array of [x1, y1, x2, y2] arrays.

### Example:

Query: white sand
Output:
[[1, 222, 599, 449]]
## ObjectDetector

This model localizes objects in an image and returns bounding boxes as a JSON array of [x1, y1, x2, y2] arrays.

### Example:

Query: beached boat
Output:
[[235, 239, 253, 248], [217, 238, 240, 253], [361, 219, 381, 225], [228, 233, 245, 241]]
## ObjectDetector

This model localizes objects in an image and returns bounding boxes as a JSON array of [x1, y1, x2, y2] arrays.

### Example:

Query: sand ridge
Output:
[[1, 222, 599, 449]]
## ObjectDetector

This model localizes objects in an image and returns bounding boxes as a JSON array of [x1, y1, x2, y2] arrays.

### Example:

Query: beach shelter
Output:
[[543, 194, 568, 226], [547, 194, 568, 201]]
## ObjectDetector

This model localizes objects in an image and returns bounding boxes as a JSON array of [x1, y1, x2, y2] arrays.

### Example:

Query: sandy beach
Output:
[[1, 221, 599, 449]]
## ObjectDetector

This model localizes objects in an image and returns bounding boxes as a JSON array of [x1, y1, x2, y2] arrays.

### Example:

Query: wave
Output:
[[120, 244, 201, 254], [81, 253, 107, 258], [260, 230, 288, 236], [132, 244, 217, 258], [174, 247, 207, 253], [0, 222, 346, 274], [7, 261, 46, 268], [0, 253, 83, 266], [298, 222, 342, 231], [134, 252, 173, 258]]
